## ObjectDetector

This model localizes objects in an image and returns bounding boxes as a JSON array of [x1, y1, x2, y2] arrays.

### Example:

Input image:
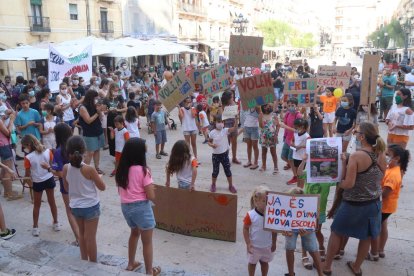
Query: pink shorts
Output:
[[247, 246, 274, 264]]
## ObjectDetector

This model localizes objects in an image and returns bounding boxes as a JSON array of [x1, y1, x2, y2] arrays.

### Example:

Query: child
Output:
[[39, 103, 58, 150], [355, 104, 378, 150], [209, 96, 221, 125], [243, 185, 277, 276], [297, 154, 336, 265], [208, 114, 238, 193], [63, 135, 105, 262], [14, 94, 42, 140], [115, 138, 161, 275], [284, 187, 323, 276], [55, 82, 75, 129], [22, 134, 60, 236], [146, 91, 155, 128], [109, 115, 130, 176], [259, 103, 280, 174], [318, 87, 337, 137], [165, 140, 198, 190], [309, 103, 324, 138], [368, 144, 409, 260], [125, 106, 140, 138], [279, 98, 302, 184], [334, 94, 356, 152], [292, 119, 310, 187], [197, 104, 210, 144], [151, 100, 168, 159], [243, 106, 261, 170]]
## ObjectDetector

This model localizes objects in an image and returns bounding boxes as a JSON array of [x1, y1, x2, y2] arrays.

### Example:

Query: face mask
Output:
[[288, 107, 296, 113], [122, 65, 127, 69], [94, 99, 99, 104], [28, 91, 35, 97], [72, 80, 79, 85], [102, 69, 107, 73], [362, 106, 369, 113], [96, 79, 101, 85], [48, 94, 53, 99], [341, 101, 349, 108], [395, 95, 403, 105], [386, 156, 393, 165], [42, 110, 47, 117], [23, 147, 30, 154], [130, 82, 136, 86], [61, 89, 67, 95], [216, 123, 224, 130], [0, 94, 6, 101]]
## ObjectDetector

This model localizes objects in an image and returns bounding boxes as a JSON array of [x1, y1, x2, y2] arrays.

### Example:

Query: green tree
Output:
[[368, 19, 404, 49], [256, 20, 294, 47]]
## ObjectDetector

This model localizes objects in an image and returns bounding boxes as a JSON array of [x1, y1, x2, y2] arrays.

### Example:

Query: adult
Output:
[[71, 74, 85, 105], [347, 72, 361, 110], [55, 82, 75, 129], [271, 63, 284, 109], [221, 90, 240, 164], [378, 68, 397, 121], [79, 90, 105, 174], [0, 76, 13, 99], [88, 76, 100, 92], [35, 76, 47, 93], [323, 122, 386, 276], [38, 88, 52, 111], [286, 67, 298, 79], [385, 88, 414, 149], [98, 79, 110, 149], [178, 97, 198, 159]]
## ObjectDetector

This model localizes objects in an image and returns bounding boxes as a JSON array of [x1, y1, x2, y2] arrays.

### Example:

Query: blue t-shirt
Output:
[[151, 110, 166, 131], [381, 75, 397, 97], [52, 147, 68, 190], [14, 108, 41, 139]]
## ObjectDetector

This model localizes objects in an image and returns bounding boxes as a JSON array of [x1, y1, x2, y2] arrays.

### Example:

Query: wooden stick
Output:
[[2, 177, 31, 181]]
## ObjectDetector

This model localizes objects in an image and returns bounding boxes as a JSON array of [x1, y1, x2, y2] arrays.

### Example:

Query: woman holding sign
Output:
[[323, 122, 386, 276]]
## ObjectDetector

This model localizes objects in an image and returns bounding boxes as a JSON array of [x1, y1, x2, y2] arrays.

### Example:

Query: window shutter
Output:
[[30, 0, 42, 5]]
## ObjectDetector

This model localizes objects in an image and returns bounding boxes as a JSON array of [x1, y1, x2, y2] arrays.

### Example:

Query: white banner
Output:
[[48, 45, 92, 92]]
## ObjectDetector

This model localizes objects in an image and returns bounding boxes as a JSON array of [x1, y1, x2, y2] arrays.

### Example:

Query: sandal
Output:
[[339, 249, 345, 256], [229, 185, 237, 194], [95, 168, 105, 175], [7, 194, 23, 201], [210, 184, 216, 193], [366, 252, 379, 261], [283, 164, 291, 170], [159, 151, 168, 156], [152, 266, 161, 276], [259, 167, 266, 172], [273, 168, 279, 175], [319, 249, 326, 262], [250, 164, 259, 170], [232, 159, 241, 165], [243, 162, 252, 168], [334, 254, 342, 260], [379, 251, 385, 258], [126, 261, 143, 272], [302, 256, 313, 270], [346, 261, 362, 276]]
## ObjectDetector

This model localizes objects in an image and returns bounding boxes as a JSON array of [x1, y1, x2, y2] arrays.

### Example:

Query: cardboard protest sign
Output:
[[237, 73, 274, 110], [202, 63, 232, 95], [228, 35, 263, 67], [306, 137, 342, 183], [290, 59, 303, 66], [189, 69, 208, 92], [158, 71, 195, 112], [317, 66, 352, 89], [221, 105, 239, 120], [264, 192, 319, 232], [284, 78, 317, 107], [152, 185, 237, 242], [48, 45, 92, 92], [360, 55, 380, 106]]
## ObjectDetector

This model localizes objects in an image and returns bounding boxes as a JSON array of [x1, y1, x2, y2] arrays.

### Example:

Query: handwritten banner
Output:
[[228, 35, 263, 67], [306, 137, 342, 183], [284, 78, 317, 107], [264, 192, 319, 232], [189, 69, 208, 92], [152, 185, 237, 242], [158, 71, 195, 112], [201, 63, 232, 95], [221, 105, 239, 120], [237, 73, 274, 110], [290, 59, 303, 66], [317, 66, 351, 89], [360, 55, 380, 105], [48, 45, 92, 92]]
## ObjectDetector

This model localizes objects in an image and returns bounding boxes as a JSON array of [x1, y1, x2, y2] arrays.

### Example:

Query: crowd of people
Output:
[[0, 56, 412, 275]]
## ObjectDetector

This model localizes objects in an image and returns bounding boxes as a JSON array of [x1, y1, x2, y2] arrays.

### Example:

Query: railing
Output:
[[99, 20, 114, 34], [177, 2, 207, 16], [28, 16, 51, 33]]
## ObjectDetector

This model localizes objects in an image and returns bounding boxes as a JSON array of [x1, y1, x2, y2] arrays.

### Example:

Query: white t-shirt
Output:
[[293, 132, 310, 160], [405, 73, 414, 90], [115, 127, 129, 153], [244, 209, 272, 248], [244, 109, 259, 128], [181, 107, 198, 132], [176, 157, 197, 185], [386, 105, 414, 136], [198, 110, 210, 128], [59, 94, 74, 121], [209, 128, 229, 154], [125, 119, 140, 138], [25, 149, 54, 183]]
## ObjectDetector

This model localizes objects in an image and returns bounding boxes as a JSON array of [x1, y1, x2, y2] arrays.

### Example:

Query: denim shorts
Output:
[[71, 202, 101, 220], [274, 87, 283, 100], [155, 130, 167, 145], [183, 130, 197, 136], [281, 142, 293, 160], [0, 145, 13, 161], [121, 200, 156, 230], [285, 231, 318, 252], [83, 133, 105, 152], [243, 127, 259, 140], [336, 132, 352, 142], [178, 180, 191, 190]]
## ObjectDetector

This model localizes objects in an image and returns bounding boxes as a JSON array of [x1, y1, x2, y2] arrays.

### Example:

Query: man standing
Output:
[[271, 63, 284, 109], [378, 68, 397, 121]]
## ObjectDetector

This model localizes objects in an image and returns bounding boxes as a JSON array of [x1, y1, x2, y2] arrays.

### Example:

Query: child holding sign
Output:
[[243, 185, 277, 276], [259, 103, 280, 174]]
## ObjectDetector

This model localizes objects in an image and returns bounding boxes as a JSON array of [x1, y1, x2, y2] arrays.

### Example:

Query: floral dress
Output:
[[260, 115, 278, 147]]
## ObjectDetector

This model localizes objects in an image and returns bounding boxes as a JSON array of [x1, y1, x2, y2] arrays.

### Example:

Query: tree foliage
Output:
[[368, 19, 405, 49], [257, 20, 317, 48]]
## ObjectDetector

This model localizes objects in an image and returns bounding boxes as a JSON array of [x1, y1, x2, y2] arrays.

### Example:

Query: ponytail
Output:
[[360, 122, 386, 155], [66, 135, 86, 169], [372, 135, 386, 155], [70, 151, 83, 168], [388, 144, 410, 173]]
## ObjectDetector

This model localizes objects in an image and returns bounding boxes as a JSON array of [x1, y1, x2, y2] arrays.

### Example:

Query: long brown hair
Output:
[[21, 134, 44, 153], [107, 82, 119, 99], [166, 140, 191, 175], [359, 122, 386, 155]]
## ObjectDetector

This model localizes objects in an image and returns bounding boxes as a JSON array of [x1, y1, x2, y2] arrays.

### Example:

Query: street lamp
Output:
[[384, 32, 388, 49], [377, 36, 380, 49], [233, 13, 248, 35], [399, 14, 413, 66]]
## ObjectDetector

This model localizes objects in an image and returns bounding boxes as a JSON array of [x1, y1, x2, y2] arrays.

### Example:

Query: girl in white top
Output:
[[178, 97, 198, 159], [109, 115, 130, 177], [125, 106, 140, 138], [292, 119, 310, 188], [197, 104, 210, 144], [385, 88, 414, 149], [165, 140, 198, 190], [55, 82, 75, 128], [39, 103, 58, 149], [63, 135, 105, 262], [21, 134, 59, 237]]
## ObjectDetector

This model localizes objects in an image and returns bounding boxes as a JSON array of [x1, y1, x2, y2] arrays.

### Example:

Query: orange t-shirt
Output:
[[382, 166, 402, 214], [320, 95, 338, 113]]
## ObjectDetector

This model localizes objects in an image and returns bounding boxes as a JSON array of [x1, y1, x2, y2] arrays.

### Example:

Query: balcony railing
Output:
[[99, 20, 114, 34], [177, 2, 207, 17], [28, 16, 51, 33]]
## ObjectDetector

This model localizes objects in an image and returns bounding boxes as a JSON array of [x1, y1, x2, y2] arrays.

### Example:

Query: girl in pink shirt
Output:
[[115, 138, 161, 275]]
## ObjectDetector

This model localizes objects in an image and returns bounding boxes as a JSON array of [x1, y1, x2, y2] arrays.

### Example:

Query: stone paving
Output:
[[1, 109, 414, 275]]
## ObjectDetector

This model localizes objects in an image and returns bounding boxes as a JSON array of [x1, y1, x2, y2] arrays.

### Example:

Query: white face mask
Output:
[[216, 123, 224, 130], [94, 99, 99, 104], [122, 65, 127, 69], [362, 106, 369, 113], [61, 89, 67, 95], [72, 80, 79, 85]]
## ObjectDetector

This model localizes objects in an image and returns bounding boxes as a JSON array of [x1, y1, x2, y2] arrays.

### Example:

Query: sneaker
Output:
[[229, 185, 237, 194], [32, 227, 40, 237], [159, 151, 168, 156], [0, 228, 16, 240], [202, 140, 208, 144], [210, 184, 216, 192], [53, 223, 61, 232], [286, 176, 298, 185]]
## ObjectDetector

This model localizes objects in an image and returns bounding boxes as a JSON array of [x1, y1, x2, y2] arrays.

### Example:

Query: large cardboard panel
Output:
[[284, 78, 317, 107], [360, 55, 380, 106], [201, 63, 232, 95], [317, 66, 352, 89], [152, 185, 238, 242], [237, 73, 274, 110], [189, 69, 208, 92], [228, 35, 264, 67], [158, 71, 195, 112]]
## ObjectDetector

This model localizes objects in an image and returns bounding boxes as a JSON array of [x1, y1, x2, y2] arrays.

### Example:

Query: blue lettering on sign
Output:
[[179, 81, 192, 95], [50, 71, 60, 82], [50, 51, 64, 65]]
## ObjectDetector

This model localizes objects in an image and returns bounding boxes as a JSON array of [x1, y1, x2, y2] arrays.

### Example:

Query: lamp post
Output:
[[384, 32, 388, 49], [377, 36, 380, 49], [399, 15, 413, 66], [233, 13, 248, 35]]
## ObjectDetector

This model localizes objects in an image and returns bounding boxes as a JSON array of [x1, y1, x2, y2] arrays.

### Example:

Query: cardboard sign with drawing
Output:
[[158, 71, 195, 112]]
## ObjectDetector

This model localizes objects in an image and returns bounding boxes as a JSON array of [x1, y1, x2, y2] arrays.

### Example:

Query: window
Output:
[[69, 4, 78, 20], [31, 3, 42, 24]]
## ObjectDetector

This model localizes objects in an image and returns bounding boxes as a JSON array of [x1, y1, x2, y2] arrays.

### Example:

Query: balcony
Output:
[[28, 16, 51, 33], [99, 21, 114, 34], [177, 2, 207, 17]]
